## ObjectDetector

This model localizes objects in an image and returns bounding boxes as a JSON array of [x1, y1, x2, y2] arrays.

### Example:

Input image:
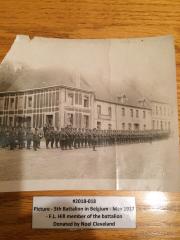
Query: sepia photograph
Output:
[[0, 35, 179, 191]]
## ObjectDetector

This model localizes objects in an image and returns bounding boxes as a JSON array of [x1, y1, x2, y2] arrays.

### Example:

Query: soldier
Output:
[[54, 127, 60, 148], [65, 126, 71, 149], [33, 128, 40, 151], [87, 129, 92, 148], [43, 123, 48, 136], [84, 129, 88, 148], [73, 128, 78, 149], [60, 128, 67, 150], [80, 128, 85, 148], [26, 127, 33, 149], [92, 128, 97, 151], [37, 128, 43, 148], [9, 127, 16, 150], [50, 127, 55, 148], [68, 127, 74, 150], [76, 128, 81, 148], [44, 127, 51, 149], [18, 127, 24, 149]]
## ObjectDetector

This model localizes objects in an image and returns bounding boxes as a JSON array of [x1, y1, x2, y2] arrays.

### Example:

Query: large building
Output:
[[0, 78, 171, 132]]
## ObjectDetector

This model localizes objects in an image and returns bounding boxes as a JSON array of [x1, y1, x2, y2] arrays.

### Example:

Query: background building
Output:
[[151, 100, 171, 131], [0, 80, 171, 132]]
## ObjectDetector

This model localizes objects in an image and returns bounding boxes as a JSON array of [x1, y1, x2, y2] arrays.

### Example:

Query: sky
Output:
[[2, 34, 177, 104]]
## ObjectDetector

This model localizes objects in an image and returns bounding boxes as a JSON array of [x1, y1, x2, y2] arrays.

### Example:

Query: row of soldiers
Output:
[[44, 127, 170, 150], [0, 126, 43, 151], [0, 125, 170, 151]]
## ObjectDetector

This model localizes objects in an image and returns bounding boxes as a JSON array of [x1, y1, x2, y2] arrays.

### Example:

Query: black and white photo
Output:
[[0, 35, 179, 191]]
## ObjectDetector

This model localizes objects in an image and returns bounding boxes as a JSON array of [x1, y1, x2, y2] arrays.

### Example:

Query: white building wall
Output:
[[94, 100, 116, 130], [94, 100, 151, 130], [116, 105, 151, 131], [151, 101, 171, 130]]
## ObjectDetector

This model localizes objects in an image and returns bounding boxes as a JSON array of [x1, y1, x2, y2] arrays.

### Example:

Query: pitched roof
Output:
[[2, 67, 92, 93], [0, 63, 151, 109]]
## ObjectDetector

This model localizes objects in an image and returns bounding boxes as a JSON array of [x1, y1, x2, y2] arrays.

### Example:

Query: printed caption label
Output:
[[32, 196, 136, 229]]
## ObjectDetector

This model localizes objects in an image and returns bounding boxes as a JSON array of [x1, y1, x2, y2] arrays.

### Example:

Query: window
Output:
[[143, 110, 146, 119], [10, 98, 15, 109], [108, 107, 112, 116], [144, 124, 146, 130], [75, 92, 78, 104], [18, 96, 24, 109], [28, 96, 32, 108], [128, 123, 132, 130], [164, 106, 166, 116], [67, 113, 73, 126], [84, 96, 89, 107], [79, 93, 82, 105], [97, 105, 101, 115], [108, 124, 112, 130], [56, 91, 59, 105], [52, 92, 55, 106], [160, 121, 163, 130], [130, 109, 133, 118], [122, 122, 125, 130], [75, 112, 82, 128], [122, 108, 125, 116], [97, 121, 101, 130], [136, 110, 139, 118], [9, 117, 13, 126], [157, 120, 159, 129], [156, 106, 158, 115], [83, 115, 89, 128], [134, 123, 140, 131], [152, 120, 155, 130], [160, 106, 162, 115], [168, 121, 170, 130], [68, 93, 73, 105], [0, 98, 4, 110], [4, 98, 9, 110]]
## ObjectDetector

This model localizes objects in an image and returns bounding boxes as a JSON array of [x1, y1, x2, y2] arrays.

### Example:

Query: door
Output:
[[46, 114, 53, 126], [134, 123, 140, 131]]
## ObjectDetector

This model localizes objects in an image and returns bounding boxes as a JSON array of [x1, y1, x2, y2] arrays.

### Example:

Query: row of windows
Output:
[[97, 105, 112, 116], [154, 105, 170, 116], [152, 120, 170, 130], [97, 105, 146, 118], [67, 92, 90, 108], [0, 91, 60, 110], [97, 121, 145, 131], [122, 108, 146, 118], [65, 112, 90, 128]]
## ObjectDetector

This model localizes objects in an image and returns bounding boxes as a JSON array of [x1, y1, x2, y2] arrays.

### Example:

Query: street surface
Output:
[[0, 139, 179, 181]]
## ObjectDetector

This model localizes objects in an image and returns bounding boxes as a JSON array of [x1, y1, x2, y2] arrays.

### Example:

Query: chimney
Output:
[[118, 94, 127, 104]]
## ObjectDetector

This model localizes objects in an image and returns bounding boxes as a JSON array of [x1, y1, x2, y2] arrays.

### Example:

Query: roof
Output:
[[5, 67, 92, 92], [0, 63, 153, 109]]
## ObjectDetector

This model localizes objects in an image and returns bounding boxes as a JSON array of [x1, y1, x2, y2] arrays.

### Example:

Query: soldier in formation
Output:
[[0, 124, 170, 151]]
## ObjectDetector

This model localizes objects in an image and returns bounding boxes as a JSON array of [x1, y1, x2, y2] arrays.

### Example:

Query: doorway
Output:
[[46, 114, 53, 126]]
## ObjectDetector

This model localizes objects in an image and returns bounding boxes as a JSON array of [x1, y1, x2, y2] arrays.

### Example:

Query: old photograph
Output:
[[0, 35, 179, 191]]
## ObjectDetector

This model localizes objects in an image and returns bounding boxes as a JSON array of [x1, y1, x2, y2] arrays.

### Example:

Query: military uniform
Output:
[[54, 128, 60, 148], [18, 127, 24, 149], [50, 128, 55, 148], [33, 128, 40, 151], [92, 128, 97, 151], [45, 128, 51, 148], [26, 128, 33, 149], [9, 128, 16, 150]]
